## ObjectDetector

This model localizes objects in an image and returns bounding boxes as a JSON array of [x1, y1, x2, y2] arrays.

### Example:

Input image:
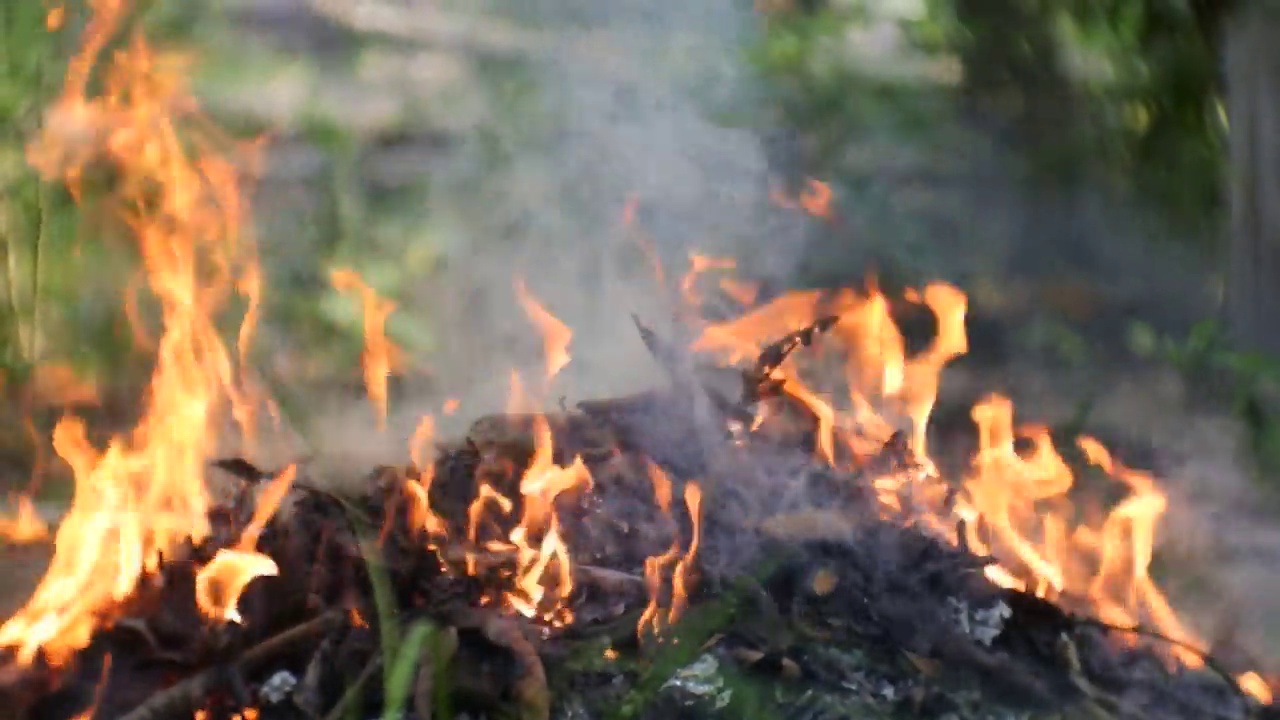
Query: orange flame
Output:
[[3, 5, 1271, 704], [330, 268, 403, 431], [514, 279, 572, 382], [769, 178, 833, 220], [0, 496, 50, 544], [638, 462, 680, 639], [668, 481, 702, 626], [0, 0, 271, 665], [682, 254, 1271, 703], [637, 462, 702, 639], [680, 254, 738, 307], [406, 414, 446, 537], [505, 412, 591, 623], [194, 465, 295, 624]]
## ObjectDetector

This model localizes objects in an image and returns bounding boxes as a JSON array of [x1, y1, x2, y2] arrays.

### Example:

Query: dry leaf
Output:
[[903, 650, 942, 678], [809, 567, 839, 597]]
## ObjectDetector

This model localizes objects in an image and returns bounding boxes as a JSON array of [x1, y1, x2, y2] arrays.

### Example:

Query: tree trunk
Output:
[[1226, 1, 1280, 356]]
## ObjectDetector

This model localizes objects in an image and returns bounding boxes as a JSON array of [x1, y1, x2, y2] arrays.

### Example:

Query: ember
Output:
[[0, 1, 1276, 719]]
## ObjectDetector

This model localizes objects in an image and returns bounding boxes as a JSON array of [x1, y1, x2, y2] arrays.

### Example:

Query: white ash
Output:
[[876, 682, 897, 702], [258, 669, 298, 705], [661, 654, 733, 709], [946, 597, 1011, 646]]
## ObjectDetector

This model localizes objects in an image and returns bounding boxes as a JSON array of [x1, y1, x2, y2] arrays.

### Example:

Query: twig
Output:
[[475, 615, 549, 720], [116, 611, 345, 720], [1074, 616, 1253, 702], [742, 315, 840, 404], [321, 654, 382, 720], [575, 565, 646, 595], [436, 546, 644, 594]]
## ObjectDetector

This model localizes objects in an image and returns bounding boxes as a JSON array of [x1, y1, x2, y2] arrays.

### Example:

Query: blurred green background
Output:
[[1, 0, 1278, 495]]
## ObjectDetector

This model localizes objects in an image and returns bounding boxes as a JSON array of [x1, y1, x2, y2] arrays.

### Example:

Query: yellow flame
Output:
[[0, 0, 271, 665], [330, 268, 402, 431]]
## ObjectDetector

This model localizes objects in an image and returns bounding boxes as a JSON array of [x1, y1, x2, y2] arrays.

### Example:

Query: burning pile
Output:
[[0, 2, 1276, 720]]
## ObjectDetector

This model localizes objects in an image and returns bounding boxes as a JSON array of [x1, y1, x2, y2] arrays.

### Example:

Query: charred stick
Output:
[[575, 565, 646, 595], [742, 315, 840, 404], [116, 611, 345, 720], [436, 546, 644, 594], [1073, 616, 1253, 703], [476, 614, 550, 720]]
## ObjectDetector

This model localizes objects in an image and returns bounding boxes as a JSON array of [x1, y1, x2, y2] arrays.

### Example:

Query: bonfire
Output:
[[0, 2, 1275, 720]]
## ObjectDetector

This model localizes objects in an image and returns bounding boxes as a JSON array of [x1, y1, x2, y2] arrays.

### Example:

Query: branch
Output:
[[117, 611, 346, 720]]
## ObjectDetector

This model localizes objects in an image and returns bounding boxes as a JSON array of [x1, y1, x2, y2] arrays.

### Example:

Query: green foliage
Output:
[[749, 0, 1228, 247], [0, 0, 234, 396], [1128, 319, 1280, 483], [749, 8, 955, 175], [1066, 0, 1226, 234], [359, 538, 452, 720], [382, 621, 438, 720]]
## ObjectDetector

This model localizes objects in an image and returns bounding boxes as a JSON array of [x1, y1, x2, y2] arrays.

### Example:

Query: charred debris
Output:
[[0, 317, 1271, 720]]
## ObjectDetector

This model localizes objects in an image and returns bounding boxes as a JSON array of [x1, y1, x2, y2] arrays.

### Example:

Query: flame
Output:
[[1240, 672, 1274, 705], [406, 414, 446, 537], [46, 5, 66, 32], [194, 465, 295, 623], [0, 0, 273, 665], [637, 462, 703, 639], [639, 462, 681, 639], [417, 283, 587, 624], [769, 178, 833, 220], [330, 268, 403, 430], [505, 408, 591, 624], [514, 279, 572, 383], [684, 257, 1272, 703], [680, 254, 738, 307], [0, 496, 49, 544], [2, 2, 1271, 702], [668, 481, 702, 626]]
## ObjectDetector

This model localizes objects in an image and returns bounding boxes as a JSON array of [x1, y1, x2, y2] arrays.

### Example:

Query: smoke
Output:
[[406, 0, 800, 418], [234, 0, 805, 473]]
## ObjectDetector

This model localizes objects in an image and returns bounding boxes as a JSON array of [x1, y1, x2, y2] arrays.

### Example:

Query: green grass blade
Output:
[[381, 619, 436, 720]]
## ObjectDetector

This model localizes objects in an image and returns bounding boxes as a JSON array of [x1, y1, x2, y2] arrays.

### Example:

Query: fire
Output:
[[683, 262, 1271, 703], [193, 464, 297, 623], [384, 286, 587, 624], [1, 0, 1271, 705], [0, 0, 274, 665], [668, 481, 702, 626], [637, 462, 703, 640], [638, 462, 681, 639], [514, 278, 573, 383], [406, 414, 446, 537], [676, 253, 760, 309], [330, 268, 403, 430], [0, 496, 49, 544], [466, 374, 591, 625], [769, 178, 833, 220]]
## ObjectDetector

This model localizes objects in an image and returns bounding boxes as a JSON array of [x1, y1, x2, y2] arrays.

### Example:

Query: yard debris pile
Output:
[[0, 314, 1273, 720], [1, 0, 1277, 717]]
